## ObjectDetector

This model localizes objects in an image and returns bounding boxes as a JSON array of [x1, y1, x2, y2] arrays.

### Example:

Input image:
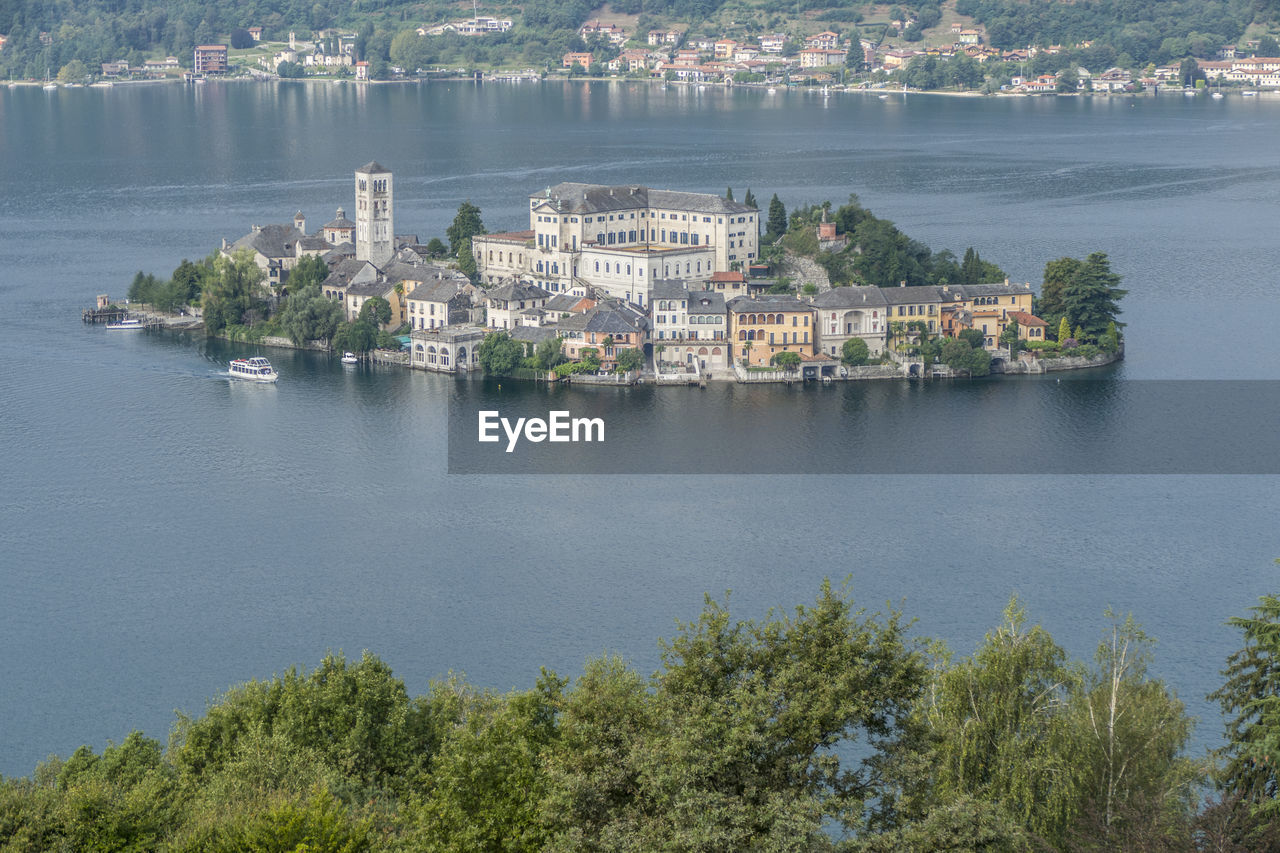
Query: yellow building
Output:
[[728, 295, 816, 366], [940, 281, 1035, 349]]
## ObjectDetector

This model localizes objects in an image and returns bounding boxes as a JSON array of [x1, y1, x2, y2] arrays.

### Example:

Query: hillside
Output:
[[2, 0, 1278, 79]]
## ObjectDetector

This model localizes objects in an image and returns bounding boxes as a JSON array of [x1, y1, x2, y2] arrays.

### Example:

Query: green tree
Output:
[[743, 188, 757, 209], [1057, 66, 1079, 92], [842, 337, 871, 366], [725, 186, 734, 201], [1258, 35, 1280, 57], [1039, 256, 1082, 330], [534, 335, 565, 369], [958, 328, 986, 350], [1100, 321, 1120, 354], [1062, 614, 1200, 848], [771, 350, 801, 370], [921, 598, 1082, 846], [332, 320, 377, 354], [201, 250, 266, 335], [277, 285, 345, 345], [1058, 315, 1072, 344], [614, 347, 643, 372], [477, 331, 525, 376], [999, 318, 1021, 351], [1210, 587, 1280, 821], [286, 254, 329, 293], [56, 59, 87, 82], [766, 193, 788, 240], [1057, 252, 1126, 342], [414, 675, 564, 852], [424, 237, 447, 258], [456, 237, 478, 282], [446, 202, 486, 255], [357, 295, 391, 327]]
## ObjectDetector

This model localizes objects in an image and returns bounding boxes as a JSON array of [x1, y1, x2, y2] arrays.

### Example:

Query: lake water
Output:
[[1, 80, 1279, 776]]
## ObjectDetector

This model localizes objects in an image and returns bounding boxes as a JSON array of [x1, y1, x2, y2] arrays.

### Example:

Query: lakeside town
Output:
[[98, 162, 1124, 385], [11, 9, 1280, 95]]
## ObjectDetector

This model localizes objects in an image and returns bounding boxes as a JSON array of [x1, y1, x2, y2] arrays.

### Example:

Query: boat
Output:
[[767, 87, 776, 94], [1183, 88, 1197, 97], [42, 82, 57, 91], [1212, 91, 1224, 99], [228, 356, 279, 382], [341, 351, 359, 364], [106, 317, 144, 331], [878, 94, 889, 100], [1242, 90, 1257, 96]]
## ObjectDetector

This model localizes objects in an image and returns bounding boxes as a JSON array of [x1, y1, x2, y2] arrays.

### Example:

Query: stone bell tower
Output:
[[354, 161, 393, 266]]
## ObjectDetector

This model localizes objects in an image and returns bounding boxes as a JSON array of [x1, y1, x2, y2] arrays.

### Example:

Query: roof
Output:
[[297, 235, 331, 251], [229, 224, 304, 260], [810, 286, 887, 309], [651, 279, 690, 300], [557, 305, 645, 335], [324, 214, 353, 229], [407, 279, 467, 303], [727, 294, 810, 313], [945, 281, 1034, 299], [544, 293, 595, 314], [321, 258, 375, 287], [355, 161, 389, 174], [710, 271, 747, 282], [535, 182, 754, 216], [480, 230, 535, 242], [509, 325, 559, 344], [486, 280, 551, 303], [686, 291, 726, 314], [1008, 310, 1048, 326], [879, 285, 943, 304], [347, 280, 390, 298]]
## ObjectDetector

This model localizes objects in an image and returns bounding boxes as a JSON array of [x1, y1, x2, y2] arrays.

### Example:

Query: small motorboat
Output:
[[341, 351, 359, 364], [106, 317, 145, 330]]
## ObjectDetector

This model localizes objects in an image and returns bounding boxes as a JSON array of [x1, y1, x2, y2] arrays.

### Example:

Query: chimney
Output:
[[294, 211, 306, 235], [336, 206, 345, 221], [1004, 277, 1010, 285], [899, 280, 906, 287]]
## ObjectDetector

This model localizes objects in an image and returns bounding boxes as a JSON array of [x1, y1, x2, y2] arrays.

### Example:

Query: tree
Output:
[[1100, 321, 1120, 354], [999, 318, 1021, 351], [614, 347, 642, 373], [56, 59, 87, 82], [1062, 614, 1200, 848], [425, 237, 447, 258], [1059, 252, 1126, 342], [230, 28, 253, 49], [725, 187, 734, 201], [1210, 588, 1280, 822], [958, 328, 986, 350], [921, 598, 1082, 846], [766, 194, 788, 240], [579, 347, 601, 371], [771, 350, 801, 370], [534, 336, 564, 369], [446, 202, 486, 255], [357, 295, 391, 327], [477, 331, 525, 376], [333, 319, 376, 353], [286, 254, 329, 293], [1058, 315, 1072, 344], [456, 237, 478, 282], [276, 60, 306, 78], [1179, 57, 1204, 87], [842, 337, 870, 366], [743, 188, 757, 209], [1039, 256, 1082, 330], [278, 286, 344, 345], [1259, 36, 1280, 57], [1057, 67, 1079, 92], [201, 250, 265, 335]]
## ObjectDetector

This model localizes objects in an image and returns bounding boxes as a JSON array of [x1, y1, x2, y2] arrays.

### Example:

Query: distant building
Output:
[[562, 52, 594, 70], [248, 27, 263, 42], [193, 44, 228, 74]]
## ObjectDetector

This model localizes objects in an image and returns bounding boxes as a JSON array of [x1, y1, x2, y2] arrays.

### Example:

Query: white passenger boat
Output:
[[341, 351, 359, 364], [105, 317, 144, 330], [228, 356, 279, 382]]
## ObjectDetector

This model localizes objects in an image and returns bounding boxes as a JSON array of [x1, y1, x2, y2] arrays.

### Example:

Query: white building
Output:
[[354, 162, 394, 266]]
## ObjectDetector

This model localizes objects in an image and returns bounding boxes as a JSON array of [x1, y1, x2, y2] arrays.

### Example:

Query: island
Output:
[[97, 161, 1124, 384]]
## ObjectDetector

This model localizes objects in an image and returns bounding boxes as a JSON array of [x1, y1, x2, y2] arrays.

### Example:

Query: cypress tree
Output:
[[766, 194, 788, 239]]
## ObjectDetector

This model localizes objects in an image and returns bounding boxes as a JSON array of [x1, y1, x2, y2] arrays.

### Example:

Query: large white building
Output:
[[473, 182, 760, 308], [354, 161, 394, 266]]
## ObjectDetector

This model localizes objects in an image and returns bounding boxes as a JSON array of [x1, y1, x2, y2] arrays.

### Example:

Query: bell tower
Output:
[[354, 161, 393, 266]]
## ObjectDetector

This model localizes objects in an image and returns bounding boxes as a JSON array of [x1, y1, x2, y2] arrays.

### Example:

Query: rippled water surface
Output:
[[1, 81, 1279, 775]]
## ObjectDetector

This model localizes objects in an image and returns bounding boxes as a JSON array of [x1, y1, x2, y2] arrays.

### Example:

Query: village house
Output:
[[322, 208, 355, 246], [562, 52, 593, 71], [486, 280, 551, 330], [713, 39, 739, 60], [405, 273, 475, 330], [728, 294, 816, 367], [580, 20, 627, 44], [760, 34, 787, 53], [940, 281, 1035, 349], [647, 29, 683, 45], [800, 47, 846, 68], [804, 31, 841, 51], [556, 303, 648, 368], [811, 287, 889, 358], [320, 258, 379, 305], [193, 45, 228, 74], [651, 281, 729, 372], [409, 326, 486, 372], [881, 285, 944, 348]]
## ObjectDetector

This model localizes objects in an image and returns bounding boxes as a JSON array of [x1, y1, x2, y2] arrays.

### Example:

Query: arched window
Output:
[[712, 347, 722, 356], [427, 345, 437, 364], [457, 346, 467, 364], [738, 330, 746, 341], [441, 347, 450, 366]]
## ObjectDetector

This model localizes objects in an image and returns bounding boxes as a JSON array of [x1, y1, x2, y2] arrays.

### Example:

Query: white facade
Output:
[[354, 162, 394, 266]]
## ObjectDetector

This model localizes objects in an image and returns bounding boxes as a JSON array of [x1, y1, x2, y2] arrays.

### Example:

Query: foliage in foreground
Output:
[[6, 580, 1280, 851]]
